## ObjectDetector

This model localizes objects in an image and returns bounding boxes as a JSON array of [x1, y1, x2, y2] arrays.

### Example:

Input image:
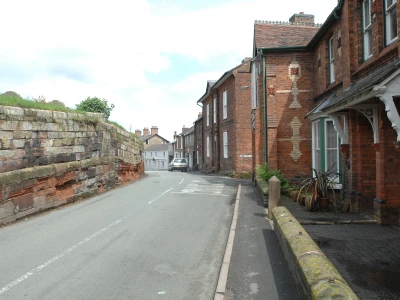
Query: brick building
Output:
[[197, 59, 252, 174], [193, 113, 203, 169], [251, 13, 320, 179], [253, 1, 400, 225], [136, 126, 169, 149], [183, 126, 195, 169]]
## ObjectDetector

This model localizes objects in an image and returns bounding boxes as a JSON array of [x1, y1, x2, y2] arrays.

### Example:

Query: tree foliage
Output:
[[76, 96, 115, 120]]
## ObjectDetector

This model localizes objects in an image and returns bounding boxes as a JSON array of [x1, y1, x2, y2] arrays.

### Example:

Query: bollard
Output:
[[268, 175, 281, 219]]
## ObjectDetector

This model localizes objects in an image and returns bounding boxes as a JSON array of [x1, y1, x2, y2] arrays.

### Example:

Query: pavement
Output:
[[279, 195, 400, 300], [225, 182, 300, 299]]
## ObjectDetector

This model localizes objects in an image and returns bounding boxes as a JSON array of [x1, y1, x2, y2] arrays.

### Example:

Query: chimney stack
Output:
[[143, 127, 149, 136], [182, 125, 188, 134], [198, 112, 203, 119], [289, 12, 315, 25], [151, 126, 158, 135], [135, 129, 141, 136]]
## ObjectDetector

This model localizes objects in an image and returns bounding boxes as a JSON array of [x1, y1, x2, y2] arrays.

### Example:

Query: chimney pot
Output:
[[151, 126, 159, 135]]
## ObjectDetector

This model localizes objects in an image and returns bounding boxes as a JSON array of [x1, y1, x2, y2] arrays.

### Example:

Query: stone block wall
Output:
[[0, 105, 144, 224]]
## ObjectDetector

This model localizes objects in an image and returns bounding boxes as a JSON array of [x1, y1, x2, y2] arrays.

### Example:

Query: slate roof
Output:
[[183, 126, 194, 135], [254, 22, 319, 51], [143, 144, 169, 152], [141, 134, 169, 143], [320, 59, 400, 111]]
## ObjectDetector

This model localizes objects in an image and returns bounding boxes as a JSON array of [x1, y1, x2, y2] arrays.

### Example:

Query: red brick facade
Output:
[[252, 2, 400, 225], [198, 59, 252, 173]]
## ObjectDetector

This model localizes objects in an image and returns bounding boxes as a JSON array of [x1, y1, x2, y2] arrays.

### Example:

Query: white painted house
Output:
[[144, 144, 169, 171]]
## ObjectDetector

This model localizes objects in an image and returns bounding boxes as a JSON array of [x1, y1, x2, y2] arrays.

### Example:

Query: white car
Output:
[[169, 158, 187, 172]]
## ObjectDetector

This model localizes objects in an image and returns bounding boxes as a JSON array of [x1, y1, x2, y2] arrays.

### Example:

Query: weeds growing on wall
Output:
[[0, 93, 75, 113], [256, 163, 289, 191]]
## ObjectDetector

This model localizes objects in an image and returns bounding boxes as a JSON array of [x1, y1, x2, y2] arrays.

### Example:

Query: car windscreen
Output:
[[174, 159, 186, 163]]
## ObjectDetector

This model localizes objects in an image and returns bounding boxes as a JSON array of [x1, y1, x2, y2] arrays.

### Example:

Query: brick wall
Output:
[[0, 106, 144, 225], [234, 67, 252, 173], [255, 52, 314, 178], [218, 78, 236, 172]]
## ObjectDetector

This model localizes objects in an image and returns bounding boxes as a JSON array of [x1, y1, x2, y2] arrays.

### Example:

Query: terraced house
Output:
[[197, 58, 252, 174], [252, 0, 400, 225]]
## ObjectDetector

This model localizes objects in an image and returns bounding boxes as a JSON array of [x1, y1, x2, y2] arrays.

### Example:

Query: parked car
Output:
[[169, 158, 187, 172]]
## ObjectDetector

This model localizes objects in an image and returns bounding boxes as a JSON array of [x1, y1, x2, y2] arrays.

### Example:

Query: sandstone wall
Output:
[[0, 105, 144, 224]]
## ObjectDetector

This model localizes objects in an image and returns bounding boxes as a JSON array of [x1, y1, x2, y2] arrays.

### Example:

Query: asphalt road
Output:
[[0, 171, 237, 300]]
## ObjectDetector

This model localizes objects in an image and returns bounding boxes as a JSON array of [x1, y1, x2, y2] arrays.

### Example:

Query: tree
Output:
[[76, 97, 115, 120]]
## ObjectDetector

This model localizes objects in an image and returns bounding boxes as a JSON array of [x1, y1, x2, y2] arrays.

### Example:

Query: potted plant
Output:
[[298, 165, 339, 211]]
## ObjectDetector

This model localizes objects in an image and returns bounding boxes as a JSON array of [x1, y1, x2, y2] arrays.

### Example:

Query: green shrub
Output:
[[76, 96, 114, 120], [256, 163, 289, 191]]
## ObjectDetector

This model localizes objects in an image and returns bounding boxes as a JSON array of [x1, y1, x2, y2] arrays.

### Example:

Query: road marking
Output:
[[172, 192, 230, 197], [179, 179, 184, 185], [214, 184, 241, 300], [0, 220, 121, 295], [175, 182, 226, 196], [148, 188, 173, 204]]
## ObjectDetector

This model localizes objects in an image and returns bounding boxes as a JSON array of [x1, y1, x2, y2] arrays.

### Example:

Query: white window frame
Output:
[[363, 0, 373, 60], [223, 131, 228, 158], [312, 119, 340, 183], [213, 98, 217, 123], [385, 0, 398, 45], [324, 119, 339, 183], [328, 36, 335, 83], [223, 91, 227, 119], [312, 120, 321, 173], [207, 136, 210, 157], [206, 104, 210, 126]]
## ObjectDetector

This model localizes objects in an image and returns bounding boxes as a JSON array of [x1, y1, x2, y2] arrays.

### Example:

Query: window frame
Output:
[[328, 36, 335, 83], [312, 118, 340, 183], [206, 136, 210, 157], [312, 120, 321, 173], [206, 104, 210, 126], [223, 131, 228, 158], [213, 98, 217, 123], [385, 0, 398, 45], [324, 119, 340, 183], [362, 0, 373, 60], [223, 91, 227, 119]]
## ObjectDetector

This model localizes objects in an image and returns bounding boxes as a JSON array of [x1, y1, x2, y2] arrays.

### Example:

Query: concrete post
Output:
[[268, 175, 281, 219]]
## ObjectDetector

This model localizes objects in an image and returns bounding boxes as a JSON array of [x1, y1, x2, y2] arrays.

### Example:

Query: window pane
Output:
[[326, 149, 338, 174], [326, 121, 337, 148], [390, 6, 398, 40], [364, 0, 371, 26], [314, 150, 321, 172]]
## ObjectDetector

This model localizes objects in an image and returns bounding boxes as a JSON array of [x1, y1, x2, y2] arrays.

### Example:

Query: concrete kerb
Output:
[[272, 206, 358, 299]]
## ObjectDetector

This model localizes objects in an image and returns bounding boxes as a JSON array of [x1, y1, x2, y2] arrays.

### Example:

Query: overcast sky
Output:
[[0, 0, 337, 141]]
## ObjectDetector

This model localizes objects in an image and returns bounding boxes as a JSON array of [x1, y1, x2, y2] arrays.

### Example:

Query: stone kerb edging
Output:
[[272, 207, 358, 299]]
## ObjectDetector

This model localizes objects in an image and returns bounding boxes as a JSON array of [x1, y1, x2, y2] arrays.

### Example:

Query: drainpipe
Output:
[[261, 50, 268, 164]]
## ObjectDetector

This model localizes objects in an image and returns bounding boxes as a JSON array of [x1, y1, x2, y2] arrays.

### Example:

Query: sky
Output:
[[0, 0, 337, 141]]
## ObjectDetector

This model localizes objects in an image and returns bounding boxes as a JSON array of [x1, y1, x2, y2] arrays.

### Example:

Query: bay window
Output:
[[312, 118, 340, 181]]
